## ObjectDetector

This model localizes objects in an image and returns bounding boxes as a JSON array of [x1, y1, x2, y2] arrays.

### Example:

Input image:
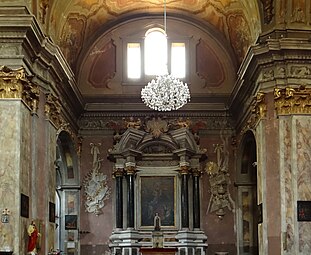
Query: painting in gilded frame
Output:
[[140, 176, 175, 227]]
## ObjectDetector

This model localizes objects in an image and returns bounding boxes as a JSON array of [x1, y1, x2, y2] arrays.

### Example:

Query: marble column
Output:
[[114, 168, 124, 229], [180, 165, 190, 229], [126, 165, 136, 229], [192, 168, 202, 229]]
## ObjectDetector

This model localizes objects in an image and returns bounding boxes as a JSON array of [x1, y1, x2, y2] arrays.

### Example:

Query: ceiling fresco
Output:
[[44, 0, 262, 106], [48, 0, 261, 69]]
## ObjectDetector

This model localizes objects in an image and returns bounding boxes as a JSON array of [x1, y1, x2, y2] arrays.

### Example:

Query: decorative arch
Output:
[[236, 130, 258, 255], [54, 131, 80, 254]]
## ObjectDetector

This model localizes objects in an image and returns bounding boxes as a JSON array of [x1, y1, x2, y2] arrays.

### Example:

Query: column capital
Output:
[[113, 168, 125, 178], [179, 165, 190, 175], [191, 167, 204, 177], [125, 165, 137, 175]]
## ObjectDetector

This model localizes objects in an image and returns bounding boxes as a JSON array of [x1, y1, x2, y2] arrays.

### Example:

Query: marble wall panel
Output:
[[295, 117, 311, 253], [279, 117, 295, 254], [0, 101, 30, 252]]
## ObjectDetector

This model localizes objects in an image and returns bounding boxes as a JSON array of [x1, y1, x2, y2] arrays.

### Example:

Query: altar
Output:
[[140, 247, 177, 255]]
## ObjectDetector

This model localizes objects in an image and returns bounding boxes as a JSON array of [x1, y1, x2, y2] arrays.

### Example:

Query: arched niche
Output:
[[236, 130, 258, 255], [55, 131, 80, 254]]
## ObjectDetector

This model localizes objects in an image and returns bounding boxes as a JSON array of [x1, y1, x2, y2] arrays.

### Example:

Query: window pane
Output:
[[145, 30, 167, 75], [127, 43, 141, 78], [171, 42, 185, 78]]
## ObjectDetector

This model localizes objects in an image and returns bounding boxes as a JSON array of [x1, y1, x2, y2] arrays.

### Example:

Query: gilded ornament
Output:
[[0, 66, 40, 113], [45, 93, 62, 128], [274, 85, 311, 115]]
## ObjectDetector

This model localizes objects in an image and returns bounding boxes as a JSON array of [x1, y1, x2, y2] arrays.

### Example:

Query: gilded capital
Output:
[[179, 165, 190, 175], [274, 85, 311, 115], [45, 93, 62, 128], [192, 167, 203, 177], [113, 168, 125, 177], [0, 66, 40, 113], [125, 165, 136, 175], [241, 91, 266, 134]]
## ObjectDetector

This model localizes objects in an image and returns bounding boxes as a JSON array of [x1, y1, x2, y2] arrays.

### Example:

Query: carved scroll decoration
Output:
[[274, 85, 311, 115], [241, 91, 267, 135], [206, 135, 235, 219], [83, 143, 110, 216], [45, 93, 62, 128]]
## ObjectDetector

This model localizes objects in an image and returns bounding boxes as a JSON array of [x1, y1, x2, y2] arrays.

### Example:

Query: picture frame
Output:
[[297, 201, 311, 221], [257, 203, 263, 224], [20, 193, 29, 218], [49, 202, 56, 223], [65, 215, 78, 230], [139, 176, 176, 228]]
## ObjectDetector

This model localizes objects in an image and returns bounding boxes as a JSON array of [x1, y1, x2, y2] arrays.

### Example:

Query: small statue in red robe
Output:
[[27, 220, 40, 254]]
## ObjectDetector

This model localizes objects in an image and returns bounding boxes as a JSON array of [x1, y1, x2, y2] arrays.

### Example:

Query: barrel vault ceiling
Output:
[[45, 0, 262, 111]]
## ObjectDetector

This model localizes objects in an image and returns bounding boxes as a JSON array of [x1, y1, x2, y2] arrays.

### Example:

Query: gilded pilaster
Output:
[[0, 66, 40, 114]]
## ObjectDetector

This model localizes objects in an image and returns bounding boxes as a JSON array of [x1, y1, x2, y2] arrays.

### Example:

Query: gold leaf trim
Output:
[[274, 85, 311, 115], [45, 93, 62, 128], [0, 66, 40, 113]]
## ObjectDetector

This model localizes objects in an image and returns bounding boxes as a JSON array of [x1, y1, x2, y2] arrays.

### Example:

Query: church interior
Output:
[[1, 0, 311, 255]]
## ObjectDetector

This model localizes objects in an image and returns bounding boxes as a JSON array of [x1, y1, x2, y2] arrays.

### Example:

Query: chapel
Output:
[[0, 1, 311, 255]]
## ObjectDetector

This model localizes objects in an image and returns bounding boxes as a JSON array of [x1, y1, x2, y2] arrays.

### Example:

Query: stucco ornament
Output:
[[83, 143, 110, 215], [206, 138, 234, 219]]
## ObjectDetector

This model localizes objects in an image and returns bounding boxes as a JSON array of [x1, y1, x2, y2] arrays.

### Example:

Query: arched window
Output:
[[144, 28, 167, 75], [126, 27, 186, 81]]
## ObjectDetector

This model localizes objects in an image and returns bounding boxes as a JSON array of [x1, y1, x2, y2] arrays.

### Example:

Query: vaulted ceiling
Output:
[[45, 0, 263, 111]]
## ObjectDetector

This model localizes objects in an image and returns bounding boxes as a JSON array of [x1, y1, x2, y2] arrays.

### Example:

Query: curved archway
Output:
[[236, 130, 258, 255], [55, 131, 80, 254]]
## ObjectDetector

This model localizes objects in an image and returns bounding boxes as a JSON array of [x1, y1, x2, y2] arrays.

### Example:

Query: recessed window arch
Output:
[[126, 26, 187, 81]]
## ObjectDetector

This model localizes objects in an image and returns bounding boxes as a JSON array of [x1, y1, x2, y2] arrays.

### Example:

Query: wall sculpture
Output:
[[206, 136, 234, 219], [83, 143, 110, 216]]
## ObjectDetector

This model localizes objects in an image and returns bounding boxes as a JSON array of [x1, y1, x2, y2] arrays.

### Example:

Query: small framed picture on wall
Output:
[[65, 215, 78, 230], [49, 202, 56, 223], [20, 193, 29, 218]]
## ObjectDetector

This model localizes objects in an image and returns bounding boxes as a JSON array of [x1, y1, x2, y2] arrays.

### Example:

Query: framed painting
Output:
[[20, 193, 29, 218], [49, 202, 56, 223], [140, 176, 176, 228], [65, 215, 78, 230], [297, 201, 311, 221]]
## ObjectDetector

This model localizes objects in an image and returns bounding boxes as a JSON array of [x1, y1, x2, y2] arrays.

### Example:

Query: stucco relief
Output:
[[83, 143, 111, 216], [291, 0, 306, 23], [205, 134, 234, 218]]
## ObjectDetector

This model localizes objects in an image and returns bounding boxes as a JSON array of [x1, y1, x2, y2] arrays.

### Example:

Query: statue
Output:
[[154, 213, 161, 231], [27, 220, 40, 254]]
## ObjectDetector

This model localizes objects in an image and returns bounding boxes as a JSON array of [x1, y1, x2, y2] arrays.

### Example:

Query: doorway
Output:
[[237, 131, 258, 255]]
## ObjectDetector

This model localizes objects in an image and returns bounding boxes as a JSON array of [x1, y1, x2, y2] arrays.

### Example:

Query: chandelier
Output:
[[141, 74, 190, 111], [141, 0, 191, 111]]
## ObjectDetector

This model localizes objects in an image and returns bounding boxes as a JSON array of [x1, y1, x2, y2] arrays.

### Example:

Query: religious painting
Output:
[[297, 201, 311, 221], [65, 215, 78, 230], [20, 193, 29, 218], [140, 176, 175, 227], [49, 202, 56, 223]]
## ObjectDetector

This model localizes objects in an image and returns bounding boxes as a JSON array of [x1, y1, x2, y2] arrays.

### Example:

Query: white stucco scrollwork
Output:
[[83, 143, 110, 216]]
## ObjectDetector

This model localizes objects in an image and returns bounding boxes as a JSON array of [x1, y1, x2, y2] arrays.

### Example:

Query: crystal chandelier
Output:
[[141, 0, 191, 111], [141, 74, 190, 111]]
